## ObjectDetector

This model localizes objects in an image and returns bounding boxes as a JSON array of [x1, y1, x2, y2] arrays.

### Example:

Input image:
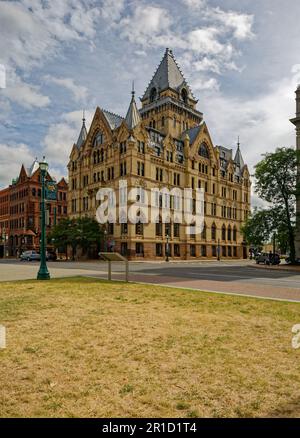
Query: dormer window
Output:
[[150, 87, 157, 103], [93, 131, 104, 147], [181, 88, 188, 104]]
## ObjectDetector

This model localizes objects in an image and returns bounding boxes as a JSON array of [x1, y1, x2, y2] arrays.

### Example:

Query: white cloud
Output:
[[2, 69, 50, 109], [0, 1, 101, 109], [0, 142, 33, 187], [207, 7, 254, 40], [191, 77, 219, 91], [43, 110, 94, 167], [100, 0, 125, 23], [202, 66, 299, 175], [182, 0, 206, 9], [44, 75, 88, 103], [119, 5, 172, 47], [117, 1, 254, 82]]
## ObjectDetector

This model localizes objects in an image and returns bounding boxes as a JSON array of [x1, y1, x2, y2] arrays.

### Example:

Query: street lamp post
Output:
[[37, 158, 50, 280], [166, 234, 169, 262]]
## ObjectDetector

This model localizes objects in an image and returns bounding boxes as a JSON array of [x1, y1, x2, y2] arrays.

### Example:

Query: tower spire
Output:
[[125, 84, 141, 130], [76, 111, 88, 148]]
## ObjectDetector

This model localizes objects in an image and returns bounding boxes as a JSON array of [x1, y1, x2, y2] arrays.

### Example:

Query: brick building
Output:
[[68, 49, 251, 260], [0, 159, 68, 257]]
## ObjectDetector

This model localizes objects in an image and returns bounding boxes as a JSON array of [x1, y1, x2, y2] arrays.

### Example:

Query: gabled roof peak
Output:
[[142, 48, 195, 101], [125, 87, 141, 130]]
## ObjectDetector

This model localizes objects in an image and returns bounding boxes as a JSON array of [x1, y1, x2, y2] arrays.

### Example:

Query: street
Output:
[[0, 259, 299, 302]]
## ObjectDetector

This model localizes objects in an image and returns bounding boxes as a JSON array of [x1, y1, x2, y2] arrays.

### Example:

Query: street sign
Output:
[[45, 181, 57, 201]]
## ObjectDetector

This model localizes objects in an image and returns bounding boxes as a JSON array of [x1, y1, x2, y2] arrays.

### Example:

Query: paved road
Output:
[[0, 259, 299, 302]]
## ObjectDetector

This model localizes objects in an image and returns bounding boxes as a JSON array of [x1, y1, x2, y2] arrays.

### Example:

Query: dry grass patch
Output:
[[0, 277, 300, 418]]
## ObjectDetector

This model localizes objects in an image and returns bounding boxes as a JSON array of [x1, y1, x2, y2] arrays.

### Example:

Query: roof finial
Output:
[[82, 109, 86, 125], [237, 136, 240, 149], [131, 80, 135, 98]]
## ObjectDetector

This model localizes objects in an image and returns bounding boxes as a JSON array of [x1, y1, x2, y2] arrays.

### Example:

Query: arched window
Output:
[[161, 116, 165, 127], [181, 88, 188, 103], [222, 224, 226, 241], [156, 217, 162, 236], [136, 221, 144, 235], [93, 131, 104, 147], [201, 222, 207, 240], [173, 117, 177, 128], [100, 149, 104, 162], [152, 120, 156, 129], [233, 226, 237, 241], [227, 225, 232, 241], [211, 223, 216, 241], [93, 151, 97, 164], [199, 142, 209, 159], [150, 87, 157, 102]]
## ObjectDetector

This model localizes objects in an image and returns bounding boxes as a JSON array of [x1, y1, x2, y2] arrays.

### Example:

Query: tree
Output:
[[242, 209, 273, 249], [251, 147, 299, 262], [242, 207, 291, 254], [49, 217, 103, 260]]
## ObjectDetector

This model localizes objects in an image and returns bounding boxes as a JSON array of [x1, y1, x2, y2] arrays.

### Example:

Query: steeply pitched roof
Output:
[[76, 117, 87, 148], [125, 91, 141, 130], [102, 109, 123, 130], [142, 48, 194, 101], [234, 144, 245, 168], [27, 158, 39, 176], [182, 122, 204, 145]]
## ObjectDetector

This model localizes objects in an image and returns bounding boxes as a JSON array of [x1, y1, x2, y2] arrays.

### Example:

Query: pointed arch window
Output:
[[222, 224, 226, 241], [181, 88, 188, 104], [233, 226, 237, 241], [93, 131, 105, 147], [199, 142, 209, 159], [150, 88, 157, 102], [211, 223, 217, 241], [227, 225, 232, 241]]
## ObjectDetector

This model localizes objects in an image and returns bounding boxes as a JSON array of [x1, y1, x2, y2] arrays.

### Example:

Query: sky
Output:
[[0, 0, 299, 207]]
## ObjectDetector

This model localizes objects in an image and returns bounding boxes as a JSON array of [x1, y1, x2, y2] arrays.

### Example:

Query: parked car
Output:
[[285, 256, 300, 265], [46, 251, 57, 261], [255, 252, 281, 265], [20, 250, 41, 261]]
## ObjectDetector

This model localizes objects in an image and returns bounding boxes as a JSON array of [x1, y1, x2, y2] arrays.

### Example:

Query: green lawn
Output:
[[0, 277, 300, 418]]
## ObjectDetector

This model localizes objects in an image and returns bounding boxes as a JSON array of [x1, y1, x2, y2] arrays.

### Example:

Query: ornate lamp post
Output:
[[37, 158, 50, 280], [166, 234, 170, 262]]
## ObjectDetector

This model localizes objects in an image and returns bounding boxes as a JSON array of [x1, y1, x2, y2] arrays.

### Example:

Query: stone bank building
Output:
[[68, 49, 251, 260]]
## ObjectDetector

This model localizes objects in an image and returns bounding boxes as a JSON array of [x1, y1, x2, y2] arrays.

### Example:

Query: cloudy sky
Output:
[[0, 0, 299, 204]]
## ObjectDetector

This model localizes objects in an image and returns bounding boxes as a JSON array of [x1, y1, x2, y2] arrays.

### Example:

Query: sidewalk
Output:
[[251, 264, 300, 273]]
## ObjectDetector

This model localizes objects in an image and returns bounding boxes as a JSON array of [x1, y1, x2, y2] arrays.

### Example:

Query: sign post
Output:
[[99, 252, 129, 282]]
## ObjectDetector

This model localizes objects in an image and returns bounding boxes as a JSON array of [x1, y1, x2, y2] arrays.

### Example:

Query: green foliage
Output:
[[49, 217, 103, 259], [248, 148, 299, 261], [242, 209, 273, 248]]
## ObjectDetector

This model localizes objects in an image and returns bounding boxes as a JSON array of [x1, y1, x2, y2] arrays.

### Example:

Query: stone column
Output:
[[290, 87, 300, 258]]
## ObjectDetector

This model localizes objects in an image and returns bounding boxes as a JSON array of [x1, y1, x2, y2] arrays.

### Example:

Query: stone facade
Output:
[[0, 160, 68, 257], [290, 86, 300, 258], [68, 49, 251, 260]]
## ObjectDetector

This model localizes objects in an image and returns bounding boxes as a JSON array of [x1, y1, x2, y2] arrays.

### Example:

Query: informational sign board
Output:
[[45, 181, 57, 201], [99, 252, 129, 282]]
